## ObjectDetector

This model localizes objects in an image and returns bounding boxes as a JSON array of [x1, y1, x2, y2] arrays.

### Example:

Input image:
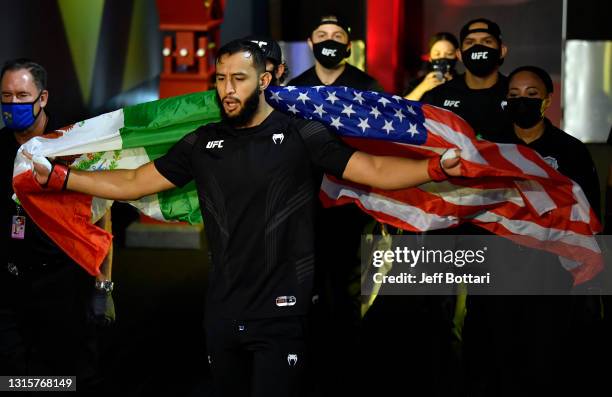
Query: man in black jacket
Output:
[[1, 58, 114, 389], [422, 18, 510, 141], [289, 14, 382, 92]]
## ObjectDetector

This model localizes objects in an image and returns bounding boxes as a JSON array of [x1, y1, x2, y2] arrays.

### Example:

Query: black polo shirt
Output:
[[1, 123, 73, 266], [289, 63, 383, 92], [421, 73, 510, 142], [154, 110, 355, 320]]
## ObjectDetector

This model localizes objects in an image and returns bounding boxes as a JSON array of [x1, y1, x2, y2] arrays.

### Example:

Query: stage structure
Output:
[[126, 0, 225, 249]]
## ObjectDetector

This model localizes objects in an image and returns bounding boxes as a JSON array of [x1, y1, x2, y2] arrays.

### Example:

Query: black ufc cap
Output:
[[311, 14, 351, 37], [460, 18, 502, 45], [245, 36, 283, 64]]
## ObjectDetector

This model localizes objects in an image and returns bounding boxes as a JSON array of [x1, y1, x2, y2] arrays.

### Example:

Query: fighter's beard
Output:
[[216, 86, 261, 128]]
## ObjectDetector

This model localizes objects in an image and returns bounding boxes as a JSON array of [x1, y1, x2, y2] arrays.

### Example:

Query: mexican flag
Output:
[[13, 91, 221, 275]]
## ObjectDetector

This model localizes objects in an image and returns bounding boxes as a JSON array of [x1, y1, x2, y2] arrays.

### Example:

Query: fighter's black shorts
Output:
[[205, 315, 308, 397]]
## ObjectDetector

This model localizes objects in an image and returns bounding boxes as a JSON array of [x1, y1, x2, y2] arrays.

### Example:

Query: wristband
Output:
[[43, 163, 71, 191], [427, 155, 448, 182]]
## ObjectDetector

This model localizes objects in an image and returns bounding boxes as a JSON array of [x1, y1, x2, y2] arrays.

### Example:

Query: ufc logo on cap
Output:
[[471, 52, 488, 60], [206, 140, 224, 149], [321, 48, 337, 56], [443, 100, 460, 108], [250, 40, 268, 48]]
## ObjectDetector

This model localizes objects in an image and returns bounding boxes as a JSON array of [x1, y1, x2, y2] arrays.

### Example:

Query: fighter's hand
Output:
[[440, 149, 462, 177], [427, 149, 462, 181], [22, 150, 69, 190], [22, 150, 52, 185]]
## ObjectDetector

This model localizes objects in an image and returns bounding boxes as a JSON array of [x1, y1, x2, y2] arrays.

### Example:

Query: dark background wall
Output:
[[422, 0, 563, 76], [0, 0, 161, 127], [1, 0, 90, 125], [276, 0, 366, 41], [567, 0, 612, 40], [2, 0, 610, 126]]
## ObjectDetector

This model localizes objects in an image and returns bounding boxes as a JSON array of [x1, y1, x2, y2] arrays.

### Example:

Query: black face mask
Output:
[[461, 44, 500, 77], [506, 97, 544, 129], [313, 40, 349, 69], [430, 58, 457, 75]]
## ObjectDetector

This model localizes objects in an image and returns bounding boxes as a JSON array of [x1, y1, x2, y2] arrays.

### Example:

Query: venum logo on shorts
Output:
[[275, 295, 296, 307], [272, 132, 284, 144], [287, 353, 298, 367], [206, 140, 224, 149]]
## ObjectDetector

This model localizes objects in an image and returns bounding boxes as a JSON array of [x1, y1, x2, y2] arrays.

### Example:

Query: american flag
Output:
[[265, 85, 603, 285]]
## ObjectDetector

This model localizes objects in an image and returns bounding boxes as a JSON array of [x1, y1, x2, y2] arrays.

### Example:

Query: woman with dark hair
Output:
[[404, 32, 459, 101], [504, 65, 600, 214]]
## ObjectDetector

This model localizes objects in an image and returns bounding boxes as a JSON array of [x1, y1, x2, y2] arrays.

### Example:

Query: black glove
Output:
[[88, 289, 116, 326]]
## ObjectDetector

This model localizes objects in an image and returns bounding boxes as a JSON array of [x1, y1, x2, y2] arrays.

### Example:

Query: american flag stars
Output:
[[313, 103, 327, 118], [357, 117, 371, 133], [264, 85, 427, 144]]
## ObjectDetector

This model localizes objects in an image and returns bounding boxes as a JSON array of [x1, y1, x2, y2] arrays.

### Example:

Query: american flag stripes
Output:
[[265, 85, 603, 284]]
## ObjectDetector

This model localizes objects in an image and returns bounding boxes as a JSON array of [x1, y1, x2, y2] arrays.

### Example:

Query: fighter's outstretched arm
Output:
[[26, 153, 176, 200], [67, 163, 175, 200], [342, 150, 461, 190]]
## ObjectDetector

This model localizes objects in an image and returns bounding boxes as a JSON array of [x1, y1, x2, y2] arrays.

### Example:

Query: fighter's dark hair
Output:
[[216, 40, 267, 75]]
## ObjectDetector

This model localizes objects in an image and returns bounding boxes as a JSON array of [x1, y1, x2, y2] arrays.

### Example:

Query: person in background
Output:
[[404, 32, 459, 101], [503, 65, 600, 212], [246, 36, 289, 86], [0, 58, 114, 389], [288, 13, 383, 91], [421, 18, 509, 141], [462, 65, 601, 397]]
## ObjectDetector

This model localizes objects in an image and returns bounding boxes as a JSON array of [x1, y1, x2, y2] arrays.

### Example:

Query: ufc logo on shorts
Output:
[[322, 48, 337, 56], [206, 140, 224, 149], [443, 100, 460, 108], [471, 52, 488, 60]]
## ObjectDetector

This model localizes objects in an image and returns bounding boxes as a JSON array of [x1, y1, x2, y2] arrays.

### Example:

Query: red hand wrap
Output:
[[44, 164, 70, 191], [427, 156, 448, 182]]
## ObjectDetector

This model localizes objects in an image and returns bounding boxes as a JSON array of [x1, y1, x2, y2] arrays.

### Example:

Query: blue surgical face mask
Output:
[[2, 91, 43, 131]]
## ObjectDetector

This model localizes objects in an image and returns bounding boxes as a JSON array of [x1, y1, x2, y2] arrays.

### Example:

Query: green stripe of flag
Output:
[[120, 90, 221, 159], [120, 91, 221, 224]]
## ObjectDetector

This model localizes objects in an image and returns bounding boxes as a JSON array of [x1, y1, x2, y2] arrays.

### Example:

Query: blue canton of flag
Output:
[[265, 86, 428, 145]]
